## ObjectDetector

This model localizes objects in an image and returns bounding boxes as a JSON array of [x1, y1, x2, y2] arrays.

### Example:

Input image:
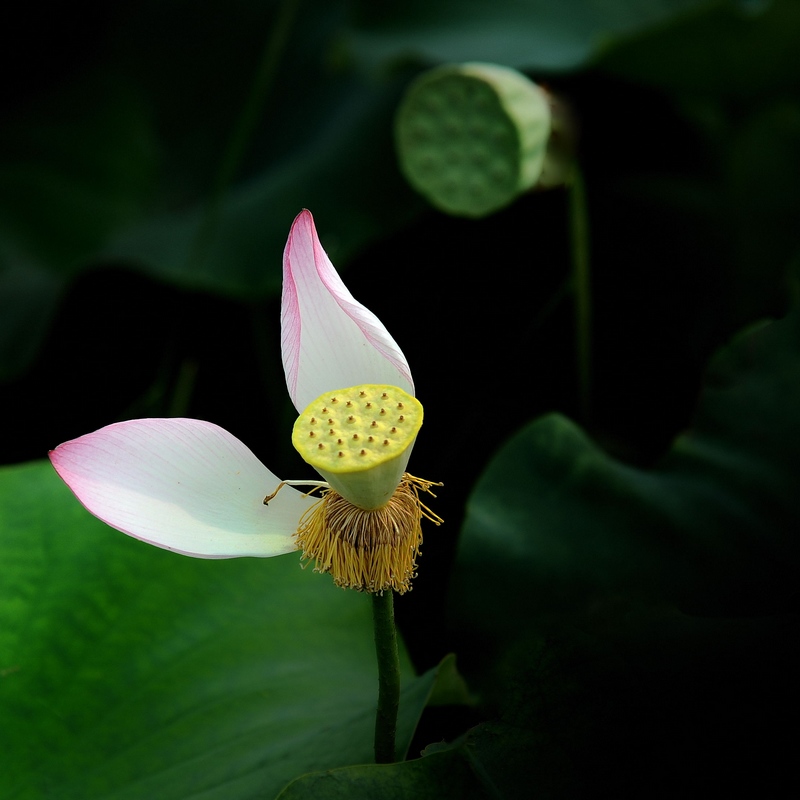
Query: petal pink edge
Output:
[[49, 418, 315, 559], [281, 209, 414, 408]]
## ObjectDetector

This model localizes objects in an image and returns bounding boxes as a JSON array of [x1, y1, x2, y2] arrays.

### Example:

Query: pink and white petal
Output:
[[281, 209, 414, 413], [49, 418, 316, 558]]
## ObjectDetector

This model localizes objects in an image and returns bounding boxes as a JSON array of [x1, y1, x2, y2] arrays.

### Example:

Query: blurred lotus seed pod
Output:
[[395, 62, 553, 217]]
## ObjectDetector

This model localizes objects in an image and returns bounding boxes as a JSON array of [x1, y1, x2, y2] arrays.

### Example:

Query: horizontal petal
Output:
[[281, 209, 414, 413], [49, 418, 317, 558]]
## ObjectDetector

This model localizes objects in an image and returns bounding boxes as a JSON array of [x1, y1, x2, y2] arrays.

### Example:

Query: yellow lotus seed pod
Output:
[[292, 384, 423, 510]]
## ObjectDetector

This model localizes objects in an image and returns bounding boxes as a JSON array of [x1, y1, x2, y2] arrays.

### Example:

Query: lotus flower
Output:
[[50, 211, 440, 593]]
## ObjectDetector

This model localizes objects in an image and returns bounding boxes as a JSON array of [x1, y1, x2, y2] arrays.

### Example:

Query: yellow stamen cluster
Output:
[[295, 474, 443, 594]]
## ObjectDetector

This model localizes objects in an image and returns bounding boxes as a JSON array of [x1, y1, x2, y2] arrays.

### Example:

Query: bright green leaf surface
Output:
[[0, 461, 428, 800]]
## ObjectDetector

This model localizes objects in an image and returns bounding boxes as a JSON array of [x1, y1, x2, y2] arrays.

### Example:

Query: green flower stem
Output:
[[569, 167, 592, 423], [371, 590, 400, 763]]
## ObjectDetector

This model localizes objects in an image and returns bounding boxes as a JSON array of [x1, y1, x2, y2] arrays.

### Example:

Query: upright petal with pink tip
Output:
[[281, 209, 414, 413], [49, 418, 316, 558]]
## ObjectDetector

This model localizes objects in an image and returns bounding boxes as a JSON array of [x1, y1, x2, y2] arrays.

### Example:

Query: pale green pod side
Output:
[[395, 62, 551, 217]]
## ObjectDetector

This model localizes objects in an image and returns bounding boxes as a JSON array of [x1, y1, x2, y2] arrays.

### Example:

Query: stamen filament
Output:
[[294, 474, 442, 594], [262, 480, 330, 505]]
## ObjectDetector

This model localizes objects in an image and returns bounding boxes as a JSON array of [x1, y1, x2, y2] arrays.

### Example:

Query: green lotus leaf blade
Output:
[[0, 75, 158, 275], [275, 747, 481, 800], [0, 6, 424, 377], [392, 654, 466, 761], [277, 718, 544, 800], [451, 311, 800, 647], [102, 74, 421, 297], [276, 655, 479, 800], [346, 0, 714, 72], [453, 413, 669, 640], [598, 0, 800, 97], [0, 461, 425, 800], [425, 653, 472, 708], [722, 101, 800, 320], [0, 72, 157, 380]]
